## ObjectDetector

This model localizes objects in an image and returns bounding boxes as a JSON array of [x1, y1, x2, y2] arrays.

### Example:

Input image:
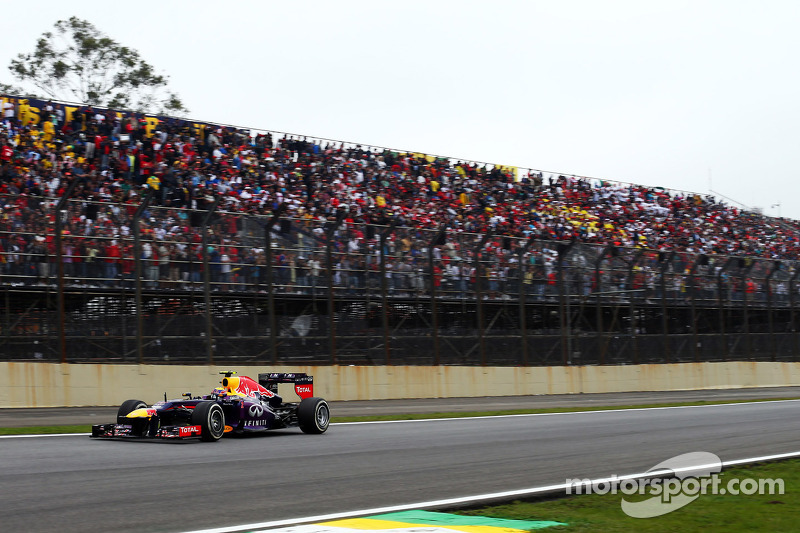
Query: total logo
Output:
[[179, 426, 201, 437], [296, 387, 312, 394]]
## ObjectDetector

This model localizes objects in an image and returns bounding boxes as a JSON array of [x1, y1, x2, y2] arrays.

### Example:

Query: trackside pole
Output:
[[428, 225, 446, 366], [380, 223, 396, 365], [264, 203, 287, 365], [474, 231, 493, 366], [557, 241, 575, 366], [132, 188, 155, 364], [765, 260, 781, 362], [594, 244, 615, 365], [201, 199, 219, 365], [790, 267, 800, 360], [325, 211, 345, 364], [739, 258, 755, 360], [518, 236, 535, 366], [55, 178, 80, 363], [658, 251, 675, 363], [716, 258, 735, 360]]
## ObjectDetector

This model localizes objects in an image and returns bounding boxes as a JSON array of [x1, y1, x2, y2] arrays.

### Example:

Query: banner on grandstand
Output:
[[395, 151, 519, 181], [0, 94, 220, 140], [495, 164, 519, 181], [2, 93, 522, 180]]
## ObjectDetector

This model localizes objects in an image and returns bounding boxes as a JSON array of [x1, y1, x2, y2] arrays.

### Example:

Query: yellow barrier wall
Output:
[[2, 361, 800, 408]]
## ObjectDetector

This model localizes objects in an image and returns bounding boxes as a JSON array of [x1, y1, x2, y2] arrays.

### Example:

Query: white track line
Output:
[[183, 449, 800, 533], [334, 398, 800, 425], [0, 432, 90, 439], [3, 398, 800, 439]]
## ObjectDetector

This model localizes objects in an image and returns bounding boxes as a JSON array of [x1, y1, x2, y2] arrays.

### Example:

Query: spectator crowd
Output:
[[0, 95, 798, 300]]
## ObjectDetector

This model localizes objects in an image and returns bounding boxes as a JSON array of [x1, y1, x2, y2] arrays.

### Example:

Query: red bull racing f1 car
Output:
[[91, 371, 329, 442]]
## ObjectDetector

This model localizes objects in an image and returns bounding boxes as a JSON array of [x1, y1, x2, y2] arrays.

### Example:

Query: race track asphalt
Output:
[[3, 386, 800, 427], [2, 392, 800, 533]]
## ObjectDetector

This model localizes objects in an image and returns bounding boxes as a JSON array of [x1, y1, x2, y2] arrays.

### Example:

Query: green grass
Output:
[[330, 397, 799, 423], [457, 460, 800, 532], [1, 396, 797, 435], [0, 425, 92, 435]]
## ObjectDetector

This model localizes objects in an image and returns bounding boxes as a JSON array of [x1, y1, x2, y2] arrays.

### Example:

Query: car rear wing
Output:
[[258, 373, 314, 400]]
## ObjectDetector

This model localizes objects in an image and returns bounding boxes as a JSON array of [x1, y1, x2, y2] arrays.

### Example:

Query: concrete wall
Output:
[[3, 361, 800, 408]]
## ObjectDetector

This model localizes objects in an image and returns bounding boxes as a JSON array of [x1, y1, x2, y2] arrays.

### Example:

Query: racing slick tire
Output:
[[117, 399, 150, 436], [297, 397, 330, 434], [192, 401, 225, 442], [117, 399, 147, 424]]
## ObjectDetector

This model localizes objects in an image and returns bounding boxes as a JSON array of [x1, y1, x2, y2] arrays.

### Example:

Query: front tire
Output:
[[297, 397, 330, 434], [117, 399, 147, 424], [192, 402, 225, 441], [117, 399, 150, 436]]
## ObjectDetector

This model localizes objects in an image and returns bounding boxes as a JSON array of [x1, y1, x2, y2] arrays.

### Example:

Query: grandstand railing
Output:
[[1, 194, 799, 366]]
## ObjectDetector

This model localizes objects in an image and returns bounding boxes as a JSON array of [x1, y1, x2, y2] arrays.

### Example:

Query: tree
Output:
[[0, 81, 22, 95], [8, 17, 188, 115]]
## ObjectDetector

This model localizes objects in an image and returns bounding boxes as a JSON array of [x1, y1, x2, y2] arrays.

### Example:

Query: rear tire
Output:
[[117, 399, 147, 424], [297, 397, 330, 434], [192, 402, 225, 441]]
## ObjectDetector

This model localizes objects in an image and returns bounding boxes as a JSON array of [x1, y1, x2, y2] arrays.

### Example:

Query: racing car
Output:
[[91, 371, 329, 442]]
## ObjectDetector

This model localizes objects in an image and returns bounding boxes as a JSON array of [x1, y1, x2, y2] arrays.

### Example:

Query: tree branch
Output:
[[6, 16, 188, 113]]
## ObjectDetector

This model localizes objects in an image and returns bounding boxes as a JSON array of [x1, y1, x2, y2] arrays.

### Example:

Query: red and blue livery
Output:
[[91, 371, 330, 442]]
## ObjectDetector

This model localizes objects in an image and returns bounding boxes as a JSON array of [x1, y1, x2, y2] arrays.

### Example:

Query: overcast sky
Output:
[[3, 1, 799, 219]]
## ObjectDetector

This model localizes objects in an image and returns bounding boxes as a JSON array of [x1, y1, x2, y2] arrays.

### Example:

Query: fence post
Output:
[[54, 178, 80, 364], [739, 258, 755, 360], [765, 260, 781, 362], [380, 223, 397, 365], [474, 231, 493, 366], [264, 204, 287, 365], [717, 258, 735, 360], [687, 255, 707, 362], [518, 236, 536, 366], [790, 266, 800, 360], [200, 199, 220, 365], [658, 251, 675, 363], [557, 242, 575, 366], [626, 250, 644, 364], [594, 244, 615, 364], [132, 188, 155, 365], [325, 211, 346, 364], [427, 225, 446, 365]]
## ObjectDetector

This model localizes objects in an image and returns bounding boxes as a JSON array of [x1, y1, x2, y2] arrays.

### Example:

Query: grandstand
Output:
[[1, 94, 799, 366]]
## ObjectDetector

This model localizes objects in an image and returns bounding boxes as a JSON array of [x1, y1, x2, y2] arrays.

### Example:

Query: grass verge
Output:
[[0, 425, 92, 435], [457, 459, 800, 532], [1, 396, 797, 435], [331, 397, 799, 423]]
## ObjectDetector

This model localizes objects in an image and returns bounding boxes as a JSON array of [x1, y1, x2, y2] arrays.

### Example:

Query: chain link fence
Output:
[[1, 194, 799, 365]]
